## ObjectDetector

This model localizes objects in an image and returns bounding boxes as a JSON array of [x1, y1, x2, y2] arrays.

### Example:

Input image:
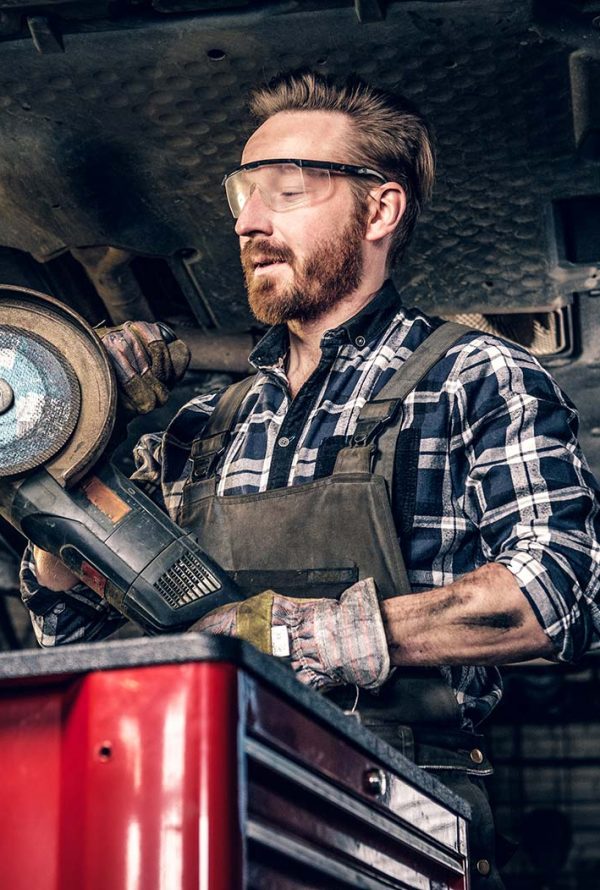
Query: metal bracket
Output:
[[354, 0, 384, 24], [27, 16, 64, 54]]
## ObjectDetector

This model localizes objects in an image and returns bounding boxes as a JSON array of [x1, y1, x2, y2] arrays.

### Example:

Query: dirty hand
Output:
[[189, 578, 391, 691], [98, 321, 191, 414]]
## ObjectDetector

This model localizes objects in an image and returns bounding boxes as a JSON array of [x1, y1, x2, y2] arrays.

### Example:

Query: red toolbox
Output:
[[0, 636, 470, 889]]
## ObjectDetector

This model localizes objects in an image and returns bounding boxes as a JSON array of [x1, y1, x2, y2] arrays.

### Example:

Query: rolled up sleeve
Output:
[[456, 341, 600, 662]]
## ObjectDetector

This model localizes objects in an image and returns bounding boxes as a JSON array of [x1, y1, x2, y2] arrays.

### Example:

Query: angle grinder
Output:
[[0, 285, 244, 634]]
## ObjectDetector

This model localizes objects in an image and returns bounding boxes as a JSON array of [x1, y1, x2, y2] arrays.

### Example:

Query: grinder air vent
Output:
[[154, 550, 221, 609]]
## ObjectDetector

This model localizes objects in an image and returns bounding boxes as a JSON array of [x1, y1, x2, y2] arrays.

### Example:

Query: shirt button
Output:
[[470, 748, 484, 764], [277, 436, 291, 448], [476, 859, 491, 876], [355, 335, 366, 348]]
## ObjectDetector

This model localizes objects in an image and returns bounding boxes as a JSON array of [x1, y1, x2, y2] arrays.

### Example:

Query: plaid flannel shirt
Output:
[[20, 281, 600, 728]]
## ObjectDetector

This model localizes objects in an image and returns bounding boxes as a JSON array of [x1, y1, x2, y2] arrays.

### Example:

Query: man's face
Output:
[[234, 111, 368, 326]]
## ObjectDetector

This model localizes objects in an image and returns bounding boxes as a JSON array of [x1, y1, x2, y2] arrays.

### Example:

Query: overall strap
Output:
[[190, 375, 256, 481], [334, 322, 474, 476]]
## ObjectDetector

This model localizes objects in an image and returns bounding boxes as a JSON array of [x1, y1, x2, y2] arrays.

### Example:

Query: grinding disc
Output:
[[0, 326, 81, 476], [0, 286, 117, 486]]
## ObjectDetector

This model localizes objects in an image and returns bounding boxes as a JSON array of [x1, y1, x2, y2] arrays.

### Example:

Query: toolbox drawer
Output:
[[0, 635, 469, 889]]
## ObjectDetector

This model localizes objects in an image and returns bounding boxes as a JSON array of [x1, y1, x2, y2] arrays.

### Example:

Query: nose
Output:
[[234, 186, 274, 238]]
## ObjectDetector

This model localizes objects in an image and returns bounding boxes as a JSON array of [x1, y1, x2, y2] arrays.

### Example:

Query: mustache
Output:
[[241, 239, 295, 267]]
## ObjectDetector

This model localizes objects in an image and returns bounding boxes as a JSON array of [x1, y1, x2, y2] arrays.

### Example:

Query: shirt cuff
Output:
[[495, 549, 588, 663]]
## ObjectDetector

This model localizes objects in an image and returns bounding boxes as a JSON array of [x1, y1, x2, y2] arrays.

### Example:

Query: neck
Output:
[[285, 276, 385, 396]]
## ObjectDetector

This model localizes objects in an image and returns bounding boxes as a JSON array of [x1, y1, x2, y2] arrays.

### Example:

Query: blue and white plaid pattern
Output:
[[20, 282, 600, 728]]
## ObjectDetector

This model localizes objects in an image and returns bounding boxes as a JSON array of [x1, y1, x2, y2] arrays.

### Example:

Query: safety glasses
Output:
[[222, 158, 387, 218]]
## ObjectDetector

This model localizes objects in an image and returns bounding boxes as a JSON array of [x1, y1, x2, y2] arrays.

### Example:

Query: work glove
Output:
[[189, 578, 391, 691], [97, 321, 191, 414]]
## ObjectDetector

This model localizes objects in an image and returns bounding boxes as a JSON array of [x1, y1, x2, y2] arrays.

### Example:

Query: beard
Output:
[[241, 212, 367, 326]]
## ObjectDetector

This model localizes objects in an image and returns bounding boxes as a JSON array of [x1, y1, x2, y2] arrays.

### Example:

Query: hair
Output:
[[248, 69, 435, 267]]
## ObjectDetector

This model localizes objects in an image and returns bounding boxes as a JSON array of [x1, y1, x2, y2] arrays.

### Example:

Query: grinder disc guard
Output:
[[0, 286, 117, 486]]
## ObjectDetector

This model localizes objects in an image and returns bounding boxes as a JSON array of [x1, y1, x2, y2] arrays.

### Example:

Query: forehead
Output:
[[241, 110, 353, 165]]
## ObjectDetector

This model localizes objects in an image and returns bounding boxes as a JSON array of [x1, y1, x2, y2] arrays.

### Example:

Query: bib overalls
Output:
[[178, 322, 506, 888]]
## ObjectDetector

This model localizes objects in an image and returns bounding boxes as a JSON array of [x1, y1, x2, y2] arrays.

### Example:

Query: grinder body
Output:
[[11, 464, 243, 634]]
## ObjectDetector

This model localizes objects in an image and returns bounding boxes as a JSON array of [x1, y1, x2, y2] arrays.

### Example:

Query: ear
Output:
[[363, 183, 406, 245]]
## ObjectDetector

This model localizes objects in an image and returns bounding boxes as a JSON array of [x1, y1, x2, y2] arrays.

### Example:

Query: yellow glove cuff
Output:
[[236, 590, 276, 654]]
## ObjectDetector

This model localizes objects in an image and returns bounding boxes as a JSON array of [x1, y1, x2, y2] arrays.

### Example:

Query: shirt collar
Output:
[[335, 278, 403, 346], [249, 279, 403, 371]]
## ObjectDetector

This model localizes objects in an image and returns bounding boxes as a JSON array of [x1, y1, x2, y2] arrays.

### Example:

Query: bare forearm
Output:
[[31, 546, 79, 591], [381, 563, 555, 666]]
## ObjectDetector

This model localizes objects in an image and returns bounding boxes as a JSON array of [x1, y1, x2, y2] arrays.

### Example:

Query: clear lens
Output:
[[225, 163, 332, 218]]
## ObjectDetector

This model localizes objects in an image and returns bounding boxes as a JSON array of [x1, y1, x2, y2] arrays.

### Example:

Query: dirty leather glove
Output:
[[189, 578, 391, 691], [97, 321, 191, 414]]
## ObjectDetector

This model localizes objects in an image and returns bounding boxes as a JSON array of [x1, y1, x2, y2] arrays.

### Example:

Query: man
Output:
[[22, 71, 600, 886]]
